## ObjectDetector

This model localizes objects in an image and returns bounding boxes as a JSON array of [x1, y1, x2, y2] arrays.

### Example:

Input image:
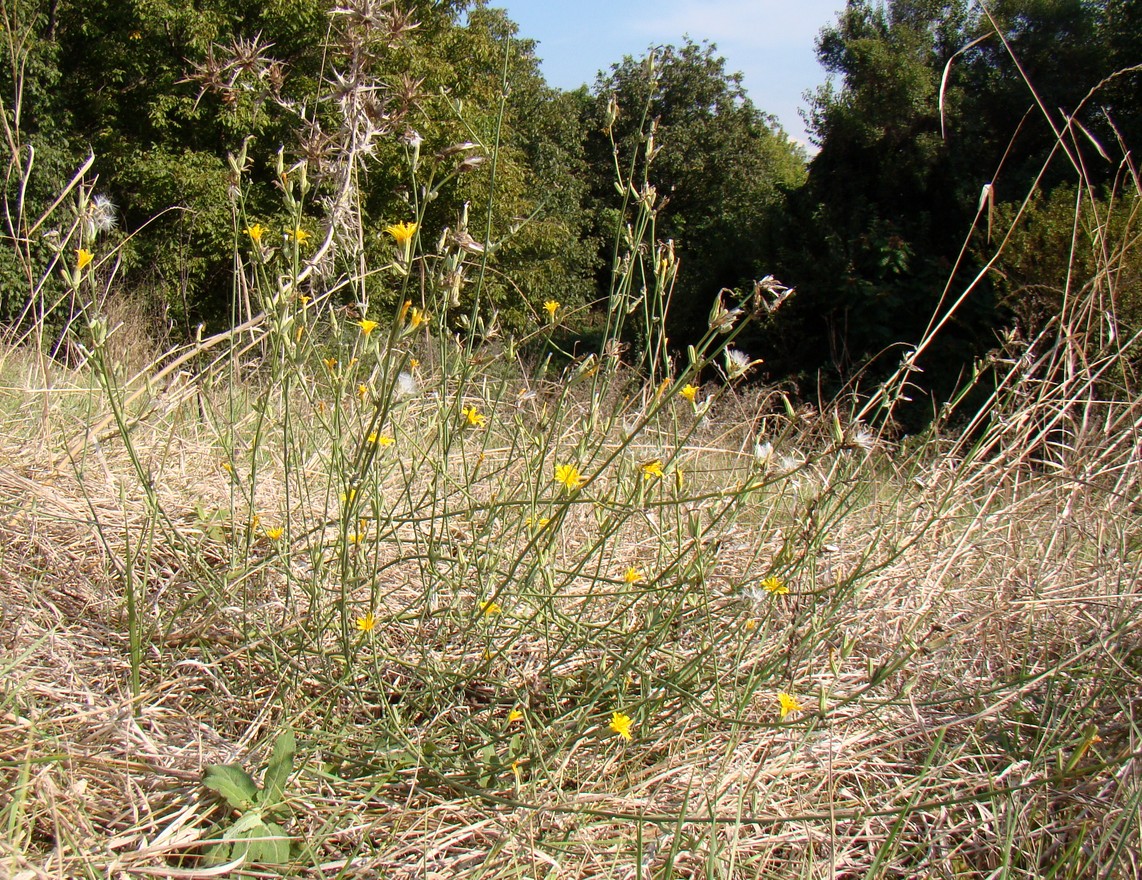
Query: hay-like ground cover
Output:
[[0, 336, 1138, 880]]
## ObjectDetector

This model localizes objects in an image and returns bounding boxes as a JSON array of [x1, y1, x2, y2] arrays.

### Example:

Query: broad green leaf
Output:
[[203, 763, 259, 811], [260, 728, 296, 810], [235, 819, 291, 867]]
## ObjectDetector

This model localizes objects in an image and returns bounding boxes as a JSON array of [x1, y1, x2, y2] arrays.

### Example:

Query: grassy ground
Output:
[[0, 309, 1138, 877]]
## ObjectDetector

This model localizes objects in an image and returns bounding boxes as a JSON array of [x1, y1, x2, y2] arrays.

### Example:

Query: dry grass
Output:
[[0, 330, 1139, 879]]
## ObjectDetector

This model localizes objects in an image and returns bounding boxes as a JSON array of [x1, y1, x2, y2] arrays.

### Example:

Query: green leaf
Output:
[[260, 728, 296, 811], [203, 763, 259, 811], [234, 819, 291, 867]]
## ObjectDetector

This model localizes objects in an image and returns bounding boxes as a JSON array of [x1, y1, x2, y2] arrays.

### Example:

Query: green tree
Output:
[[769, 0, 1139, 426], [585, 40, 806, 352]]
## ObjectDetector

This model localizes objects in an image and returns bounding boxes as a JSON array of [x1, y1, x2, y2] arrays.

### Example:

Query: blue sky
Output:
[[490, 0, 848, 147]]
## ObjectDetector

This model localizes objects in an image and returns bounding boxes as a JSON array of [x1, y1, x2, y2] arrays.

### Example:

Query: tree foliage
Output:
[[585, 40, 806, 349]]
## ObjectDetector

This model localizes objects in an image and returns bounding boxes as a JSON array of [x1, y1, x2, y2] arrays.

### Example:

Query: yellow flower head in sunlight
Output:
[[554, 463, 584, 491], [385, 221, 418, 245], [640, 459, 665, 480], [263, 526, 284, 541], [368, 432, 395, 447], [680, 383, 698, 402], [407, 307, 425, 329], [356, 612, 376, 633], [761, 576, 789, 596], [480, 600, 502, 617], [244, 223, 265, 244], [357, 319, 379, 337], [287, 227, 310, 245], [609, 711, 634, 741], [623, 567, 644, 585], [323, 356, 338, 372], [76, 248, 93, 271], [525, 515, 550, 530], [778, 692, 803, 719], [508, 708, 524, 724], [462, 405, 487, 428], [543, 300, 560, 321]]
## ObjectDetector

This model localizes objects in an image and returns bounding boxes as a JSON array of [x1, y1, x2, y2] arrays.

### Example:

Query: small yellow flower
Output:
[[778, 692, 803, 719], [554, 463, 584, 490], [298, 294, 311, 306], [609, 711, 634, 741], [655, 376, 672, 397], [462, 405, 487, 428], [264, 526, 284, 541], [323, 356, 338, 372], [368, 432, 395, 447], [744, 618, 758, 631], [244, 223, 265, 244], [480, 600, 502, 616], [220, 461, 234, 475], [525, 515, 550, 530], [356, 612, 377, 633], [543, 300, 560, 321], [287, 227, 310, 245], [340, 488, 358, 504], [640, 459, 665, 480], [347, 528, 366, 545], [357, 319, 379, 337], [76, 248, 93, 271], [761, 575, 789, 596], [623, 567, 644, 585], [357, 383, 369, 401], [409, 358, 420, 369], [384, 221, 418, 245], [508, 708, 524, 724], [407, 307, 425, 329], [680, 383, 698, 402]]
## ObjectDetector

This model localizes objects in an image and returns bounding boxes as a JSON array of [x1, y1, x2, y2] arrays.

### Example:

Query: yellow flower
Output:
[[554, 463, 584, 491], [462, 405, 487, 428], [323, 356, 338, 372], [508, 708, 524, 724], [368, 432, 395, 447], [525, 515, 550, 530], [778, 692, 803, 719], [357, 383, 369, 401], [287, 227, 310, 245], [543, 300, 559, 321], [220, 461, 234, 475], [623, 567, 644, 585], [384, 221, 418, 245], [744, 618, 758, 631], [244, 223, 265, 244], [76, 248, 93, 271], [407, 307, 425, 329], [357, 319, 379, 336], [356, 612, 377, 633], [409, 358, 420, 369], [680, 383, 698, 402], [264, 526, 284, 541], [340, 488, 358, 504], [480, 600, 502, 616], [640, 458, 665, 480], [656, 376, 672, 397], [609, 711, 634, 741], [761, 575, 789, 596]]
